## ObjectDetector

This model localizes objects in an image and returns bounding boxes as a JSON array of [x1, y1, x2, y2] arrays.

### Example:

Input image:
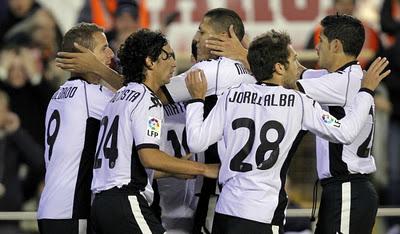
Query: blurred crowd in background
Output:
[[0, 0, 399, 233]]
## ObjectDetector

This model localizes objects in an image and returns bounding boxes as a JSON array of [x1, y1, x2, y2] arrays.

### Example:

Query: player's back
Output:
[[216, 83, 306, 225], [38, 78, 112, 219]]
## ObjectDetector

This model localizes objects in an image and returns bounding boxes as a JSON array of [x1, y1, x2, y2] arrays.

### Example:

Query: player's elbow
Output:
[[340, 132, 357, 145]]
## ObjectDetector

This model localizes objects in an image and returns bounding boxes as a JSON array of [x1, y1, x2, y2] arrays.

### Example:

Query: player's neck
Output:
[[327, 55, 357, 72], [262, 76, 282, 86], [143, 76, 161, 94], [71, 72, 100, 84]]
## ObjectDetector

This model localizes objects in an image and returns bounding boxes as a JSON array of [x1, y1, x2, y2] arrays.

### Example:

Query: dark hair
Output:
[[247, 30, 291, 82], [118, 29, 168, 85], [320, 14, 364, 57], [204, 8, 244, 40], [62, 23, 104, 53], [115, 1, 138, 20]]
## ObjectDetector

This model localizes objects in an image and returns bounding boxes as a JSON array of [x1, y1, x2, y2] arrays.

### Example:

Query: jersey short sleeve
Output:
[[300, 69, 329, 79], [164, 57, 255, 103], [86, 84, 114, 119], [130, 92, 164, 149]]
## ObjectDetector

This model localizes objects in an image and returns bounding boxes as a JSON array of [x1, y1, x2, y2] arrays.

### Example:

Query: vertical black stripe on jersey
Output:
[[271, 130, 307, 226], [127, 139, 148, 192], [72, 117, 100, 219], [328, 106, 349, 176]]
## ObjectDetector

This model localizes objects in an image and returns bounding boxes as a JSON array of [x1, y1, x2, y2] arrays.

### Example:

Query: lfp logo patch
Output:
[[147, 117, 161, 139], [322, 114, 341, 128]]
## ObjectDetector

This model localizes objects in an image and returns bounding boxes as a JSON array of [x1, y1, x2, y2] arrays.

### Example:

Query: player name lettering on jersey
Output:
[[228, 91, 295, 107], [234, 63, 250, 75], [110, 89, 141, 103], [164, 102, 186, 117], [51, 86, 78, 100]]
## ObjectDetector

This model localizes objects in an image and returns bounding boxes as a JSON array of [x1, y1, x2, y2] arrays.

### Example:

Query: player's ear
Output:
[[145, 57, 154, 70], [274, 62, 285, 75], [331, 39, 342, 54]]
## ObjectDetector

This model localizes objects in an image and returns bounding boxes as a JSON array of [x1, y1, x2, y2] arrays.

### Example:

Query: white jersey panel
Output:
[[185, 83, 374, 224], [38, 79, 112, 219], [301, 69, 329, 80], [165, 57, 255, 102], [298, 64, 376, 179], [158, 102, 198, 232], [91, 83, 163, 199]]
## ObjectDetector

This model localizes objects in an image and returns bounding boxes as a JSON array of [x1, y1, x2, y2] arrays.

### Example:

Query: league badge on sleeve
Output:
[[322, 114, 341, 128], [147, 117, 161, 139]]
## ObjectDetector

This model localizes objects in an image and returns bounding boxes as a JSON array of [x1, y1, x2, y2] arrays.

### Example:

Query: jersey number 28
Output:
[[230, 118, 285, 172]]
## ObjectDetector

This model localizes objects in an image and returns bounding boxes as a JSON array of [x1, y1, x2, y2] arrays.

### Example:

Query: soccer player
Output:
[[183, 30, 389, 234], [90, 29, 218, 234], [159, 9, 255, 233], [37, 23, 115, 234], [157, 101, 200, 233], [296, 14, 381, 234]]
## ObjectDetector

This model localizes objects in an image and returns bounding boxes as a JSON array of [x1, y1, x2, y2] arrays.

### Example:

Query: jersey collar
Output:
[[256, 81, 279, 86], [335, 60, 359, 72], [68, 76, 86, 82]]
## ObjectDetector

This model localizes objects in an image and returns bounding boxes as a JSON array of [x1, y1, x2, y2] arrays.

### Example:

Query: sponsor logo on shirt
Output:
[[322, 114, 341, 128], [147, 117, 161, 139]]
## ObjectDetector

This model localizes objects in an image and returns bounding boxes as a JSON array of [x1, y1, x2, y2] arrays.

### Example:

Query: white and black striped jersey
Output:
[[185, 82, 374, 225], [162, 57, 255, 103], [38, 78, 113, 219], [91, 82, 163, 205], [297, 62, 376, 179], [158, 102, 198, 233]]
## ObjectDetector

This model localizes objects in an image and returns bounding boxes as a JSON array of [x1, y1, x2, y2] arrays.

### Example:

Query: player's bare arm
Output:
[[153, 153, 196, 179], [138, 148, 219, 179], [56, 43, 124, 90]]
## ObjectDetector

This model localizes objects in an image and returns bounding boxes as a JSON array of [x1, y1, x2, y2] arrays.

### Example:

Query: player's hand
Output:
[[206, 25, 249, 69], [203, 163, 220, 179], [185, 69, 207, 100], [55, 42, 101, 74], [361, 57, 391, 91]]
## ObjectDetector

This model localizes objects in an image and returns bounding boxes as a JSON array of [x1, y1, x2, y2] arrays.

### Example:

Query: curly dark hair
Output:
[[321, 14, 364, 57], [247, 30, 291, 82], [118, 29, 168, 85]]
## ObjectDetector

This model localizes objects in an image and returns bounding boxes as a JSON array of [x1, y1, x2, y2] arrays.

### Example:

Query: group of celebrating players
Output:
[[35, 7, 389, 234]]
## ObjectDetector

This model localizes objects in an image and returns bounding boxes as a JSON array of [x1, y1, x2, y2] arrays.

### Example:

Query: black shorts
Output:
[[38, 218, 92, 234], [315, 175, 378, 234], [211, 212, 283, 234], [91, 187, 165, 234]]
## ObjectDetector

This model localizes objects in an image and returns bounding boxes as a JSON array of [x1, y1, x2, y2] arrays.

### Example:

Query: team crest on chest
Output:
[[147, 117, 161, 139]]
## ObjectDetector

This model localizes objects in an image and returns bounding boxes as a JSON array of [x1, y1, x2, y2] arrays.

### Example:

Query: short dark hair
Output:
[[118, 29, 168, 85], [320, 14, 364, 57], [247, 30, 291, 82], [204, 8, 244, 40], [62, 23, 104, 53]]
